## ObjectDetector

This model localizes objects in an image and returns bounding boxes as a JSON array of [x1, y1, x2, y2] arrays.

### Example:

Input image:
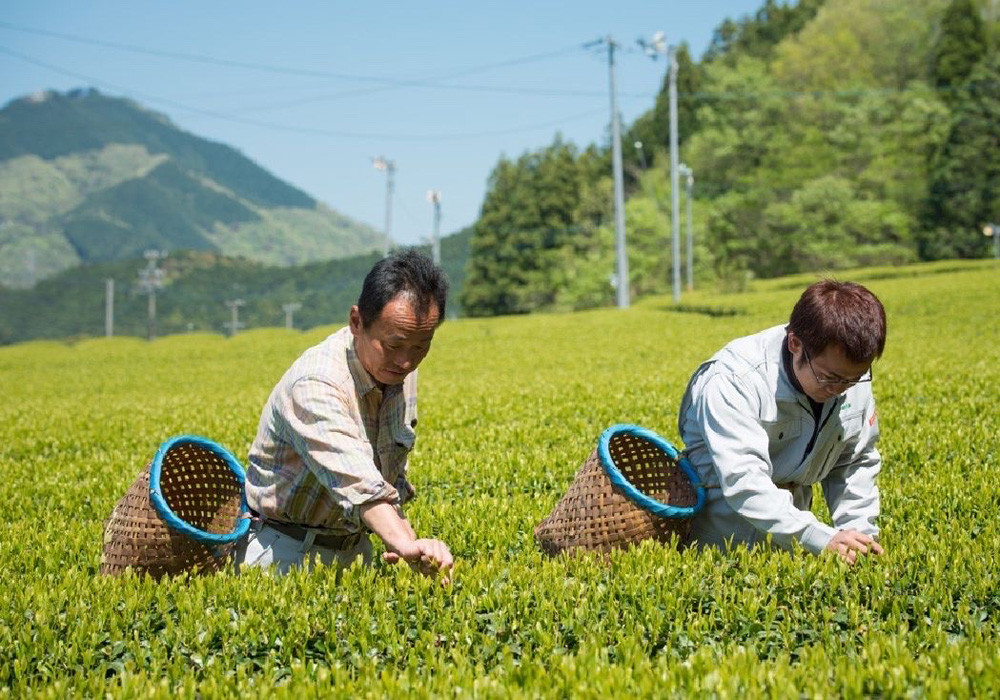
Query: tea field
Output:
[[1, 260, 997, 697]]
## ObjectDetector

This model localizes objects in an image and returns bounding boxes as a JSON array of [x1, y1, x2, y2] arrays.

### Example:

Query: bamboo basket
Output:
[[535, 424, 705, 556], [101, 435, 250, 578]]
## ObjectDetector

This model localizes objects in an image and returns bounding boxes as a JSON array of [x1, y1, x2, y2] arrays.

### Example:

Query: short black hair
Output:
[[788, 280, 886, 363], [357, 249, 449, 328]]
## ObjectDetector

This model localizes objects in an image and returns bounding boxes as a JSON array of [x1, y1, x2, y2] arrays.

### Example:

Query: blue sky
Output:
[[0, 1, 764, 247]]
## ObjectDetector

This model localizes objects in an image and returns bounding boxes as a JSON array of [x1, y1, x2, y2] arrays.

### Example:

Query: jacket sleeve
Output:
[[822, 397, 881, 537], [282, 375, 400, 527], [698, 373, 837, 554]]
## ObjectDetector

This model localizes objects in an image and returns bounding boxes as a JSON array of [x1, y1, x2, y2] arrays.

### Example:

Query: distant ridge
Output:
[[0, 227, 472, 345], [0, 88, 381, 287]]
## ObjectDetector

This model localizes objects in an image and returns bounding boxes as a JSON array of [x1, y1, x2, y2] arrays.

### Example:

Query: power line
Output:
[[0, 45, 622, 142], [0, 20, 586, 92], [3, 19, 990, 104]]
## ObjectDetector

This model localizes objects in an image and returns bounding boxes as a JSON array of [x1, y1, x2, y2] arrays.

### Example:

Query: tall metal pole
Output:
[[282, 302, 301, 330], [373, 156, 396, 256], [225, 299, 245, 336], [26, 249, 36, 289], [985, 223, 1000, 259], [427, 190, 442, 266], [608, 36, 629, 309], [669, 46, 681, 303], [105, 278, 114, 337], [679, 164, 694, 290], [138, 249, 165, 341]]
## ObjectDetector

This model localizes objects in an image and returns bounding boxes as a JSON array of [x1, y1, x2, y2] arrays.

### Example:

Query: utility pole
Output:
[[639, 31, 681, 303], [105, 279, 114, 337], [282, 302, 301, 330], [137, 250, 166, 341], [224, 299, 245, 336], [426, 190, 442, 266], [372, 156, 396, 257], [588, 36, 629, 308], [26, 249, 36, 289], [668, 45, 681, 303], [678, 164, 694, 290]]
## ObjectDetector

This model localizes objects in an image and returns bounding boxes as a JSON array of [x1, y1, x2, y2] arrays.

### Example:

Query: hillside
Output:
[[0, 88, 381, 287], [0, 227, 472, 345]]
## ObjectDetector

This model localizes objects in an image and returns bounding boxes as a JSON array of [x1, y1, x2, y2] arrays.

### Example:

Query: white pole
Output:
[[608, 36, 629, 309], [685, 168, 694, 290], [669, 46, 681, 303], [105, 278, 114, 337], [427, 190, 442, 266]]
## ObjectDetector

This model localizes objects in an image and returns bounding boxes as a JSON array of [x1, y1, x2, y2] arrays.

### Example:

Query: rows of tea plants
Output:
[[1, 260, 997, 697]]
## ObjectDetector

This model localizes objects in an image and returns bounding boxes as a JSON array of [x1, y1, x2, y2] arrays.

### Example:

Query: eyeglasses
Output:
[[801, 346, 873, 387]]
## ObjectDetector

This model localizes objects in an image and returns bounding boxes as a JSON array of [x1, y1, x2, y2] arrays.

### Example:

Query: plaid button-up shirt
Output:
[[246, 326, 418, 534]]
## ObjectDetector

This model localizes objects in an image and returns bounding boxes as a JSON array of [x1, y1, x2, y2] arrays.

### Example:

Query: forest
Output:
[[461, 0, 1000, 316]]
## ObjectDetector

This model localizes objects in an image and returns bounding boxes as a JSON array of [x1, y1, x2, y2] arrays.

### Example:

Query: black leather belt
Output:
[[250, 509, 360, 550]]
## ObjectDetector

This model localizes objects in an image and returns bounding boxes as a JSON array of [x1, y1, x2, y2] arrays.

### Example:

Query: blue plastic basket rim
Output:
[[597, 424, 706, 519], [148, 434, 250, 545]]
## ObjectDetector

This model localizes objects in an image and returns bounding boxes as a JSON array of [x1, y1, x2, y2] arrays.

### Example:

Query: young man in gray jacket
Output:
[[678, 280, 886, 564]]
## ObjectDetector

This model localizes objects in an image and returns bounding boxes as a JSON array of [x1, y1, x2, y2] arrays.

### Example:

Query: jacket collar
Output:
[[775, 329, 803, 403]]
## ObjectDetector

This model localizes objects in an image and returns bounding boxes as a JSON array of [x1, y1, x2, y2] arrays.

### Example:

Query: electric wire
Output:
[[0, 45, 628, 141]]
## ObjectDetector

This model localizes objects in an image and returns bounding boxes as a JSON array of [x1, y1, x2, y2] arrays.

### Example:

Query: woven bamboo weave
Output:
[[101, 437, 247, 578], [535, 425, 705, 556]]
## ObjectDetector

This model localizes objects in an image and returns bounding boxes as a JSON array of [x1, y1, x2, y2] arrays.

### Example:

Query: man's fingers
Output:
[[830, 531, 883, 564], [383, 552, 401, 564]]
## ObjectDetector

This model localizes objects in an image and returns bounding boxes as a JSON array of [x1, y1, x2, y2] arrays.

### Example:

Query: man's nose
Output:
[[396, 353, 414, 370]]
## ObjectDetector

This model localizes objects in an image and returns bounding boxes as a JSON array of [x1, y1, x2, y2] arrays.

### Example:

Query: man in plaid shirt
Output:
[[237, 250, 453, 582]]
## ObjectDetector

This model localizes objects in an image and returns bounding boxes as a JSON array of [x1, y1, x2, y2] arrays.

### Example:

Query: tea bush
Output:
[[1, 260, 997, 697]]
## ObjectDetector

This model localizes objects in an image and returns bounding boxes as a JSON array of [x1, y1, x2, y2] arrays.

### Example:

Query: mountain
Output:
[[0, 88, 381, 288], [0, 227, 472, 345]]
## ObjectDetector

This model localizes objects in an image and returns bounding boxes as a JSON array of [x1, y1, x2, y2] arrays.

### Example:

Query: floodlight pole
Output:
[[373, 156, 396, 257], [639, 32, 681, 303], [427, 190, 442, 266], [985, 223, 1000, 259]]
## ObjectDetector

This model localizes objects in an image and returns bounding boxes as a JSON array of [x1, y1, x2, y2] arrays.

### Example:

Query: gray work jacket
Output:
[[678, 325, 881, 554]]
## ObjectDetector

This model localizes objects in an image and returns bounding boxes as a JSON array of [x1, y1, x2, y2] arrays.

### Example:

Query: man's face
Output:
[[787, 332, 872, 403], [349, 293, 440, 386]]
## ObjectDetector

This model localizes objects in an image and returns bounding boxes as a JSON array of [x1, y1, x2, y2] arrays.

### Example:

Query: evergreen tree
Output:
[[703, 0, 825, 64], [923, 50, 1000, 259], [933, 0, 987, 95], [461, 138, 585, 316]]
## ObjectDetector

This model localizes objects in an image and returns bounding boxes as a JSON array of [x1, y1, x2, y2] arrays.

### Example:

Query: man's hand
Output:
[[826, 530, 884, 565], [383, 538, 454, 583], [360, 501, 454, 585]]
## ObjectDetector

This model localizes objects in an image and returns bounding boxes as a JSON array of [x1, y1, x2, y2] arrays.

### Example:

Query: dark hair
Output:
[[788, 280, 886, 363], [357, 249, 449, 328]]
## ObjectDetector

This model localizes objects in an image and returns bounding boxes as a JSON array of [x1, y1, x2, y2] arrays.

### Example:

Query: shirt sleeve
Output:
[[698, 374, 837, 554], [822, 399, 881, 537], [282, 375, 399, 527]]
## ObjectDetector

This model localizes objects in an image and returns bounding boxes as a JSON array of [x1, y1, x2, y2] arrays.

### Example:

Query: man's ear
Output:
[[786, 331, 801, 354], [349, 306, 362, 336]]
